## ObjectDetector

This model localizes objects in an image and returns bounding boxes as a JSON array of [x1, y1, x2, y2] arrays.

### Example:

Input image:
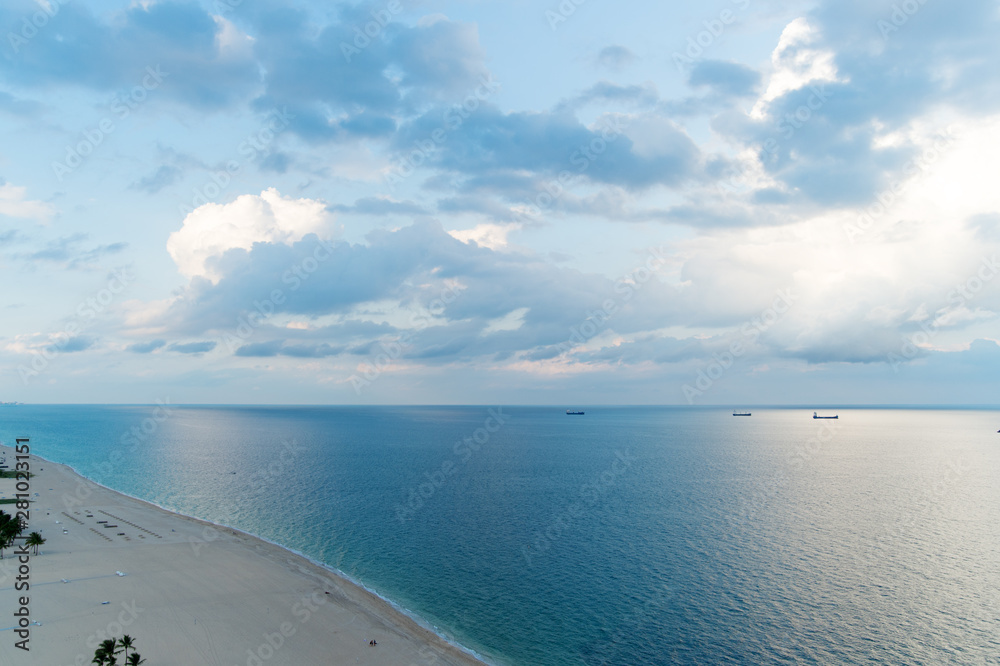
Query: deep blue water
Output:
[[2, 405, 1000, 665]]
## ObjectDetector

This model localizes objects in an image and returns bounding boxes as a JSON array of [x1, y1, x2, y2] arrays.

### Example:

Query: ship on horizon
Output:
[[813, 411, 838, 419]]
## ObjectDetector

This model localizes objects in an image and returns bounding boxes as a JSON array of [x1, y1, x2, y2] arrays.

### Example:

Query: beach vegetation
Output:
[[0, 510, 26, 558], [25, 531, 46, 555], [92, 637, 120, 665], [0, 469, 33, 478], [92, 635, 146, 666]]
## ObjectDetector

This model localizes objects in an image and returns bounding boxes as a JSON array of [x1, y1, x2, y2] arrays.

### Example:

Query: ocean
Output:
[[2, 405, 999, 665]]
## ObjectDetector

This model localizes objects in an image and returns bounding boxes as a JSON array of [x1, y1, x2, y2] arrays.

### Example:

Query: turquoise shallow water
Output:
[[2, 405, 1000, 665]]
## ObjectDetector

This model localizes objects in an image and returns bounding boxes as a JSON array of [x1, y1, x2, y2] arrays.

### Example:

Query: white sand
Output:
[[0, 445, 487, 666]]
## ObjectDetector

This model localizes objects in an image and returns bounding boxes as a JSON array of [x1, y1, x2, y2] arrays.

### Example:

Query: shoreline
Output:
[[0, 444, 492, 666]]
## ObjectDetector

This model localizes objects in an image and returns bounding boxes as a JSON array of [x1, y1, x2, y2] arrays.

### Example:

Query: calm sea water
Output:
[[2, 406, 999, 665]]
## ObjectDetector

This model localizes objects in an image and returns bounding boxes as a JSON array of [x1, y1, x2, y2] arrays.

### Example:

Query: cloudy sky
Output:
[[1, 0, 998, 405]]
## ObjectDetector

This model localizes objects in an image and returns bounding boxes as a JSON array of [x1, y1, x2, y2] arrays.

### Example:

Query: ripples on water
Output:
[[2, 406, 999, 665]]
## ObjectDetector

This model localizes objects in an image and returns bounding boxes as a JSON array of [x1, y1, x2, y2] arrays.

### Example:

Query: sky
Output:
[[1, 0, 998, 405]]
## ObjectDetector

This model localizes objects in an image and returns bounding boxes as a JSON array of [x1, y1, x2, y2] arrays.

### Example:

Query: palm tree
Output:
[[0, 528, 11, 559], [126, 653, 146, 665], [0, 511, 24, 559], [25, 531, 45, 555], [120, 635, 135, 661], [94, 638, 121, 665]]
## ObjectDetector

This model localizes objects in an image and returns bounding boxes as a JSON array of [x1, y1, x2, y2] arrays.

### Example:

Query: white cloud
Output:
[[751, 17, 845, 119], [167, 188, 337, 282], [671, 110, 1000, 362], [213, 16, 255, 60], [0, 182, 55, 223], [481, 307, 529, 335], [449, 222, 520, 249]]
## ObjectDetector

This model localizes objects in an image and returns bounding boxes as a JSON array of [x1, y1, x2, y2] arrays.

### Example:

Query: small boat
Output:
[[813, 412, 838, 419], [566, 410, 585, 415], [732, 411, 751, 416]]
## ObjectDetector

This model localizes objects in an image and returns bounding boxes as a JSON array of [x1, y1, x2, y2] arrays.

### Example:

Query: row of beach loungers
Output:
[[63, 508, 164, 542]]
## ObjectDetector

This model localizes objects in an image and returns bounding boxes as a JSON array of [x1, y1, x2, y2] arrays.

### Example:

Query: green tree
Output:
[[120, 634, 135, 661], [25, 531, 45, 555], [93, 638, 121, 665], [126, 653, 146, 665], [0, 510, 25, 559]]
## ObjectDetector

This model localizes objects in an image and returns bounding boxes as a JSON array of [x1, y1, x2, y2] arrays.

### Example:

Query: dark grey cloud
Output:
[[260, 152, 292, 174], [281, 342, 346, 358], [130, 165, 182, 195], [394, 107, 701, 191], [127, 339, 167, 353], [595, 45, 635, 70], [48, 336, 95, 353], [561, 81, 660, 112], [0, 1, 260, 108], [247, 6, 488, 141], [18, 233, 128, 270], [0, 229, 25, 246], [234, 340, 284, 357], [233, 339, 360, 359], [0, 91, 42, 116], [329, 197, 428, 216], [688, 60, 761, 98], [167, 340, 217, 354]]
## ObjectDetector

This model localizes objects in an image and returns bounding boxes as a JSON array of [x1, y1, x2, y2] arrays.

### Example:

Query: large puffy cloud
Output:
[[146, 148, 999, 374], [709, 0, 1000, 208], [166, 188, 337, 282], [149, 195, 685, 365]]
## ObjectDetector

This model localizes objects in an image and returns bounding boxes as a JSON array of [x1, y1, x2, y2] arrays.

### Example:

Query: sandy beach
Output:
[[0, 445, 488, 666]]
